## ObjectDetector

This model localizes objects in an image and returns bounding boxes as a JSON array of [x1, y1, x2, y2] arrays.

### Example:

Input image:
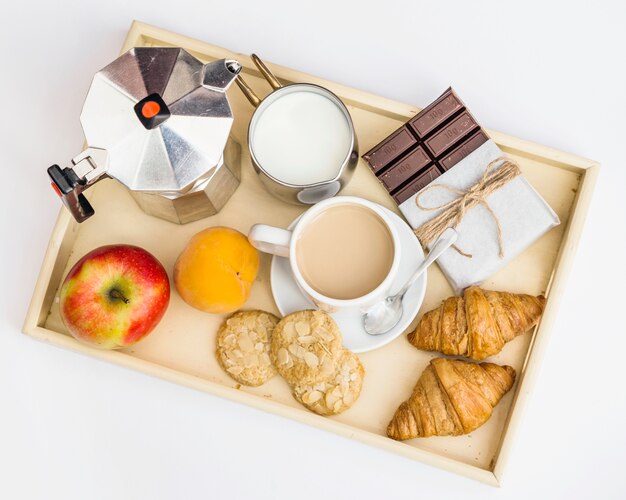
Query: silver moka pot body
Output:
[[48, 47, 243, 224]]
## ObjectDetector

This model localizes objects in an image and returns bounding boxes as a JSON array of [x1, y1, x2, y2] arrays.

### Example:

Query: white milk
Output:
[[251, 90, 352, 185]]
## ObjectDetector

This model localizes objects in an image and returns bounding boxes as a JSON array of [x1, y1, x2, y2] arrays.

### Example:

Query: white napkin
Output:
[[398, 140, 560, 293]]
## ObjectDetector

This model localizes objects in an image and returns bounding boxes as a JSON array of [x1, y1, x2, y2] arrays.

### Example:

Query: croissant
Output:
[[407, 286, 545, 360], [387, 358, 515, 440]]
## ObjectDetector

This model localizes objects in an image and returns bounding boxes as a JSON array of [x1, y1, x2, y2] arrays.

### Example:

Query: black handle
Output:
[[48, 165, 95, 223]]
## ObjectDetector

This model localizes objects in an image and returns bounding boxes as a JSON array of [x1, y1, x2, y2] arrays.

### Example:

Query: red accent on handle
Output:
[[51, 182, 62, 197]]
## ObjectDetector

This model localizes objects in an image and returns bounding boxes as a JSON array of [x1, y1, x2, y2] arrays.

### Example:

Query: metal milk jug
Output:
[[48, 47, 243, 224]]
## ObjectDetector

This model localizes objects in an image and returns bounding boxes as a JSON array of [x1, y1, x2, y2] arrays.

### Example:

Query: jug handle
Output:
[[235, 75, 262, 107], [251, 54, 282, 90], [234, 54, 283, 108]]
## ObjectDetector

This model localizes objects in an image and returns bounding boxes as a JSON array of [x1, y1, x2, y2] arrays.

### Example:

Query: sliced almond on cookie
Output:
[[304, 351, 319, 368]]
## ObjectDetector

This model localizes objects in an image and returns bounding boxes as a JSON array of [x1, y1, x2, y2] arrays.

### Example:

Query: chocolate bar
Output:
[[362, 88, 488, 204]]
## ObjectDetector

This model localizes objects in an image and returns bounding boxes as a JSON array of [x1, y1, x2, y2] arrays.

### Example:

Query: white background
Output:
[[1, 1, 625, 498]]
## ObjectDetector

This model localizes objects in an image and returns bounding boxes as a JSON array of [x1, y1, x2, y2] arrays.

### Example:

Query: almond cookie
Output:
[[270, 310, 343, 385], [216, 310, 279, 387], [292, 350, 364, 416]]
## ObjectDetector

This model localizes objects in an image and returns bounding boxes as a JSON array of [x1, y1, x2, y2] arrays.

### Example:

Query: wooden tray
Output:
[[23, 21, 599, 486]]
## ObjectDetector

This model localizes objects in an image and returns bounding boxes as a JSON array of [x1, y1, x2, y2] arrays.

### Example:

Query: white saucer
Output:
[[270, 205, 426, 353]]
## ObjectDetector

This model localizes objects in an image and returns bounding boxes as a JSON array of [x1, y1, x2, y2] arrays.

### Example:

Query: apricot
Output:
[[174, 227, 259, 314]]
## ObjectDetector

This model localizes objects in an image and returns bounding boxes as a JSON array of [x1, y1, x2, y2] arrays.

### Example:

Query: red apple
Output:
[[59, 245, 170, 349]]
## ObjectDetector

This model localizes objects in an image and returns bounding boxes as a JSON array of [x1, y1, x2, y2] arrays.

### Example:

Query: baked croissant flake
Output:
[[407, 286, 545, 360], [387, 358, 515, 440]]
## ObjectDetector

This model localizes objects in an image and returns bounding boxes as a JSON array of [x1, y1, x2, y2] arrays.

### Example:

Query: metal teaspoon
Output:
[[363, 227, 458, 336]]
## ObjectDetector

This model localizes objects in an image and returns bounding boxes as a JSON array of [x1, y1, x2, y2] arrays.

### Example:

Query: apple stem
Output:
[[109, 288, 130, 304]]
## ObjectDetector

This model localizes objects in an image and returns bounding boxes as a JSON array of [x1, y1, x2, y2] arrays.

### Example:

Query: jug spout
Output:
[[202, 59, 242, 92]]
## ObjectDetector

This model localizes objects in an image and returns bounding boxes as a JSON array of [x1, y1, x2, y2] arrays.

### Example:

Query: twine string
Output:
[[413, 157, 521, 259]]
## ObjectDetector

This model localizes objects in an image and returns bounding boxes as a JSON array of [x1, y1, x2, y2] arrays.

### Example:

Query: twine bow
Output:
[[413, 156, 521, 258]]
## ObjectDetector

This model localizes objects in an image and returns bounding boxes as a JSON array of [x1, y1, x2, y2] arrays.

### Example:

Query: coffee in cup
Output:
[[295, 204, 394, 300], [248, 196, 402, 315]]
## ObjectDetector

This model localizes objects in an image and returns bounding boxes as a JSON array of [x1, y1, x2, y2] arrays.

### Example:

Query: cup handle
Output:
[[248, 224, 292, 258]]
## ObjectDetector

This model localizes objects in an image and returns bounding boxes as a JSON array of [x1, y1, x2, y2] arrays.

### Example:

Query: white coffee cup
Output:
[[248, 196, 401, 314]]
